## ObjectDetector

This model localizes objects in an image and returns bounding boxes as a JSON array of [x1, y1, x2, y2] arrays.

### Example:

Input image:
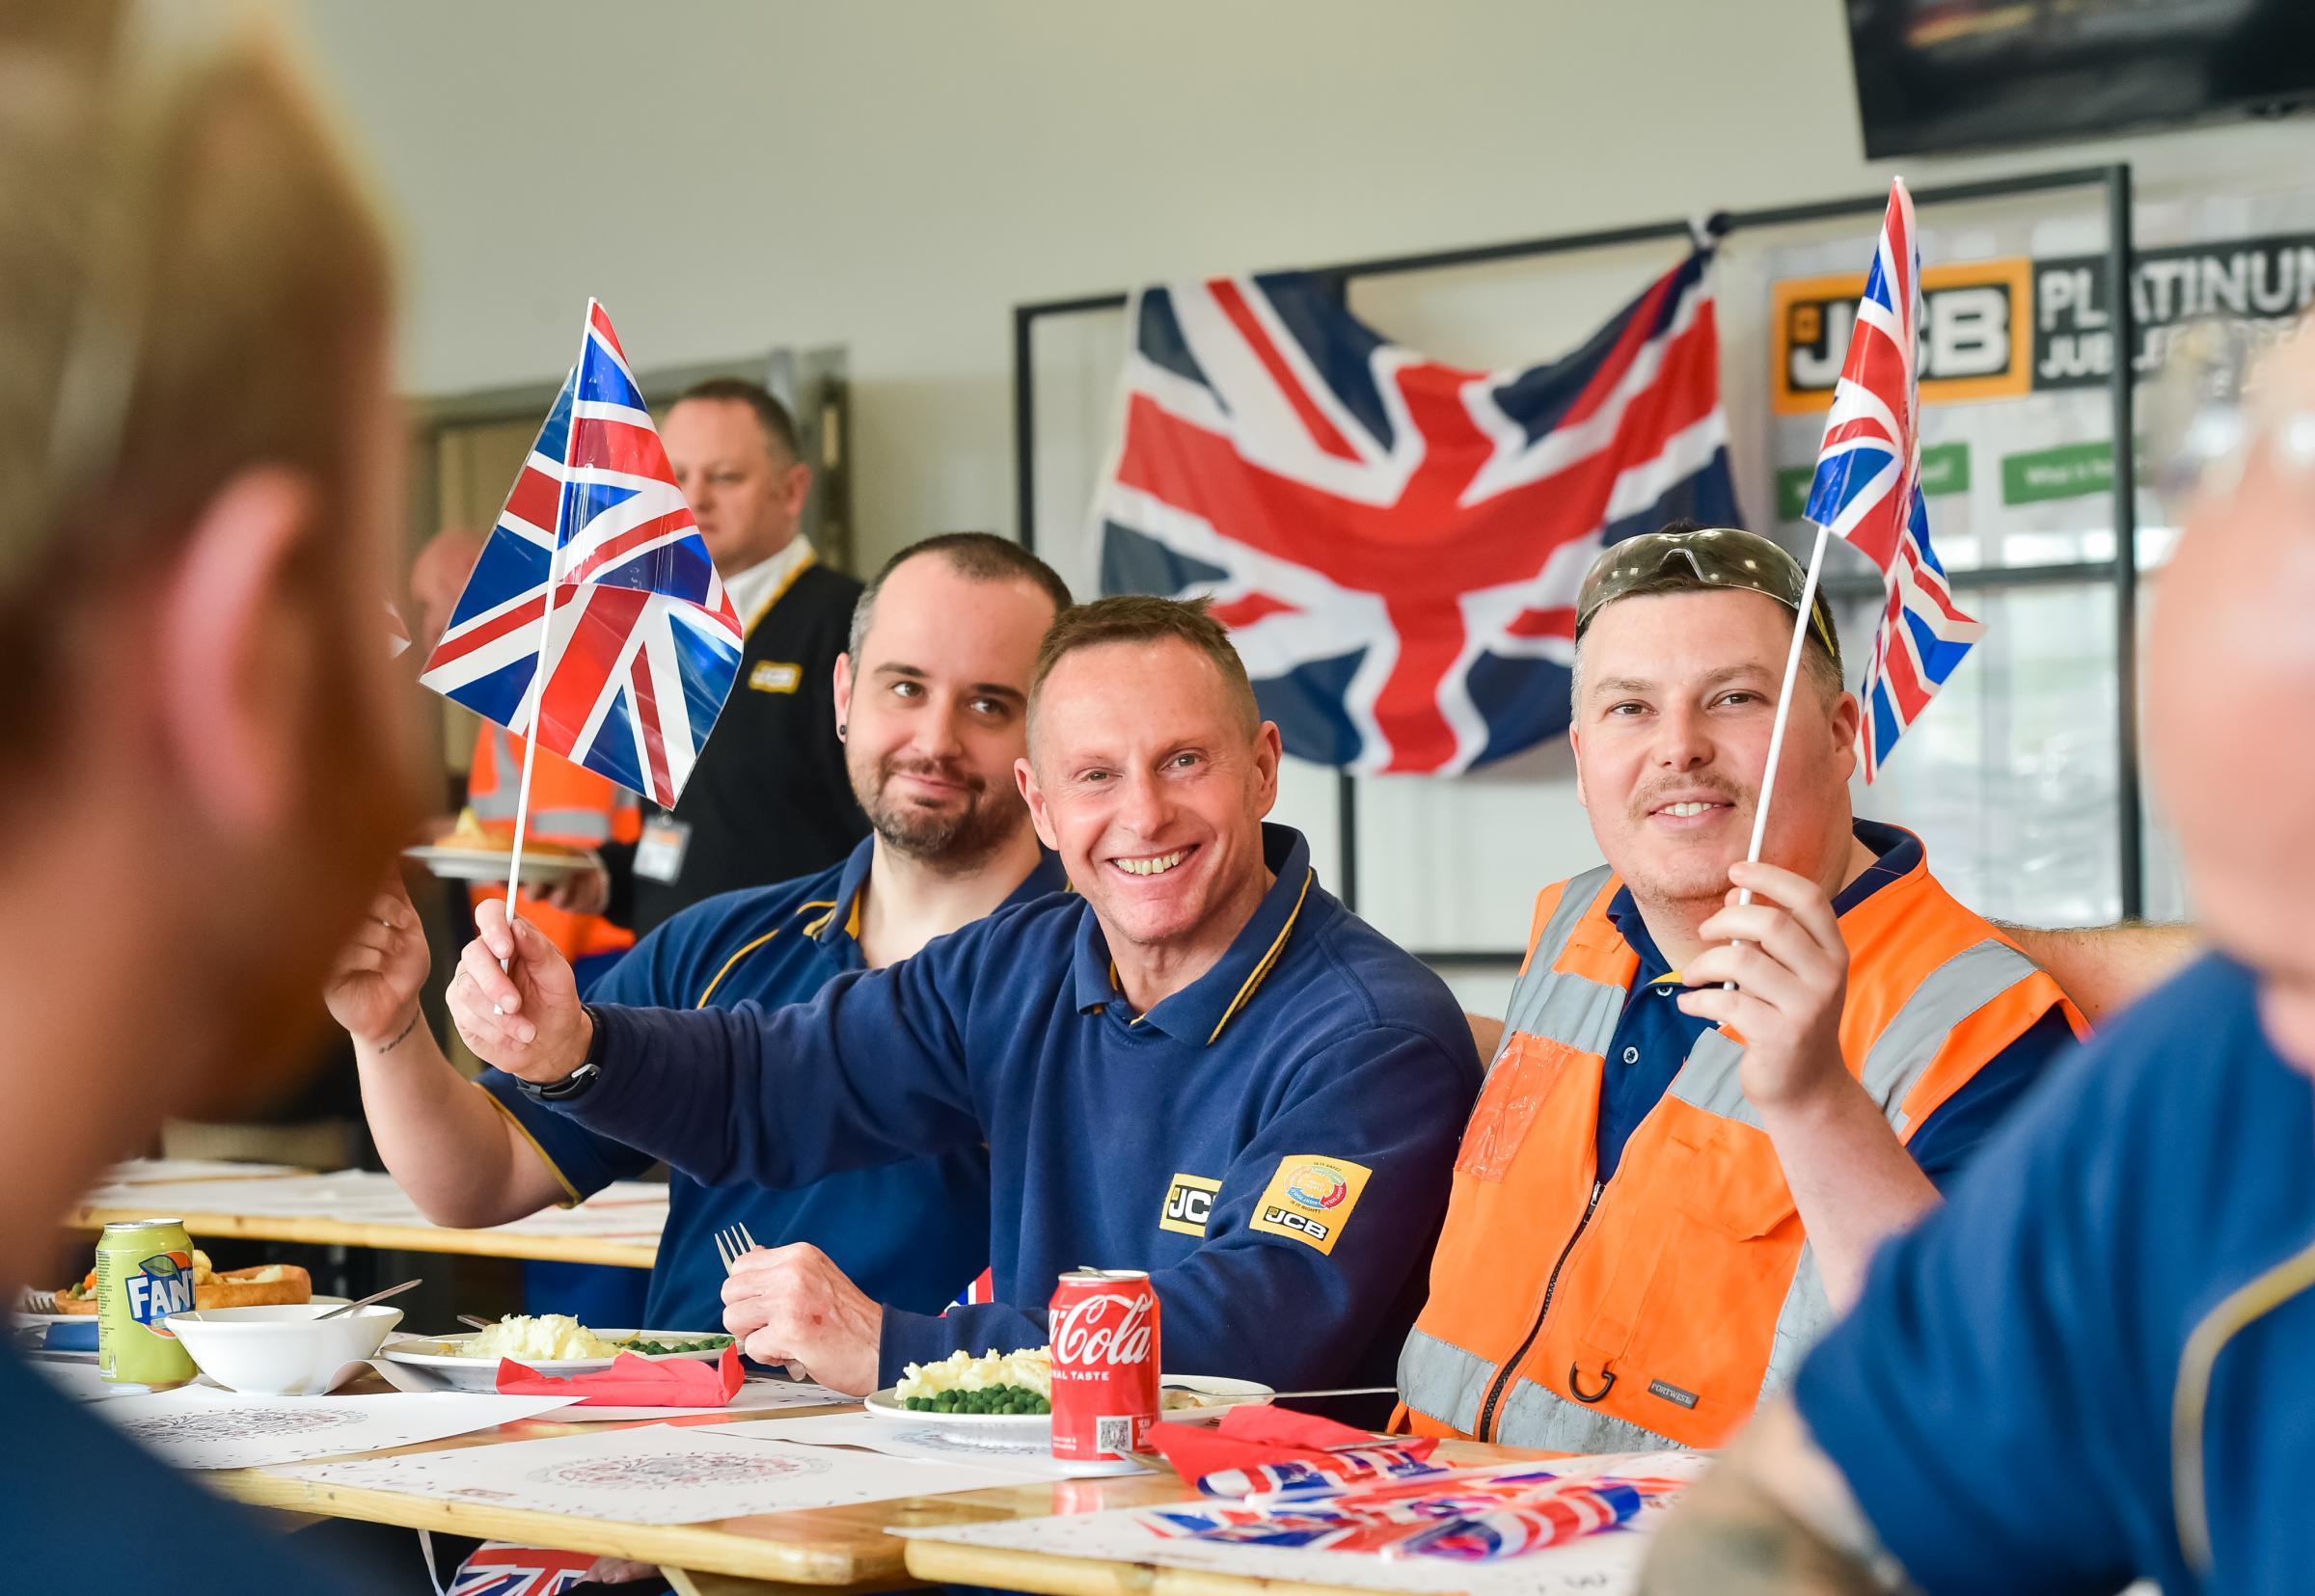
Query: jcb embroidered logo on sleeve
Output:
[[1248, 1155, 1372, 1256], [1159, 1174, 1222, 1237], [749, 660, 803, 693]]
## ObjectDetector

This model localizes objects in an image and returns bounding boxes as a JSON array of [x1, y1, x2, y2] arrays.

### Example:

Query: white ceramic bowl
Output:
[[166, 1304, 404, 1395]]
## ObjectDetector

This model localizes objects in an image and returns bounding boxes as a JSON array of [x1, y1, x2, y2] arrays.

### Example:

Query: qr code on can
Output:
[[1096, 1416, 1133, 1454]]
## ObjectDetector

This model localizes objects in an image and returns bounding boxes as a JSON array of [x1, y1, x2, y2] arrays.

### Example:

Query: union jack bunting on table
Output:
[[1802, 178, 1983, 781], [1093, 249, 1737, 774], [420, 301, 742, 807], [446, 1540, 600, 1596]]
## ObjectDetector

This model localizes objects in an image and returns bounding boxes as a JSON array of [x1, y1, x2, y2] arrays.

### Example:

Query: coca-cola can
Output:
[[1049, 1267, 1160, 1462]]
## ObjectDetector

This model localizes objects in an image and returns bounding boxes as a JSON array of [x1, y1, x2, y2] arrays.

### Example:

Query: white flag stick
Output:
[[500, 299, 598, 945], [1734, 519, 1833, 912]]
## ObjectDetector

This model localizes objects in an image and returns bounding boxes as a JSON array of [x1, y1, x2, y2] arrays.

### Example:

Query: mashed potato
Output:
[[895, 1346, 1051, 1401], [460, 1313, 619, 1361]]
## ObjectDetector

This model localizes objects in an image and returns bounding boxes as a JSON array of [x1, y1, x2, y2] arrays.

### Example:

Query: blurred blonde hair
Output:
[[0, 0, 392, 754]]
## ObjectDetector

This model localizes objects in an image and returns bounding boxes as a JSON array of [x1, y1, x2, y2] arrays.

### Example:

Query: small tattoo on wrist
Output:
[[376, 1007, 423, 1055]]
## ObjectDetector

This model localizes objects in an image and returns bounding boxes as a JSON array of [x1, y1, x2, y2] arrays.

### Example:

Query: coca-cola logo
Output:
[[1051, 1290, 1155, 1367]]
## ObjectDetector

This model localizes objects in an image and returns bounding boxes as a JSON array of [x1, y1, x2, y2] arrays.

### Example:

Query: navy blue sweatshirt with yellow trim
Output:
[[555, 825, 1483, 1391]]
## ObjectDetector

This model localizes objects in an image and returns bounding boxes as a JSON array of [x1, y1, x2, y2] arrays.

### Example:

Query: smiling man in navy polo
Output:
[[450, 596, 1482, 1396]]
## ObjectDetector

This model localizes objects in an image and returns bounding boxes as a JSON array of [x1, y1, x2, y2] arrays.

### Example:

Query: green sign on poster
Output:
[[1777, 441, 1971, 523]]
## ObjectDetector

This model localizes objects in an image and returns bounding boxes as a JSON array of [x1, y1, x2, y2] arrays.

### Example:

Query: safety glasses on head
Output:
[[1574, 526, 1841, 672]]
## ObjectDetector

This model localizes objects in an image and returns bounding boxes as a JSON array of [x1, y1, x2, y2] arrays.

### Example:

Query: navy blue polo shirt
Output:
[[1594, 820, 2075, 1186], [1792, 954, 2315, 1594], [0, 1348, 390, 1593], [555, 824, 1484, 1392], [480, 836, 1065, 1333]]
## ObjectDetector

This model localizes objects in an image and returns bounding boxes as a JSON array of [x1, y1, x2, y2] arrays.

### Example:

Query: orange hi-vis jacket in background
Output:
[[1396, 849, 2084, 1453], [466, 723, 640, 962]]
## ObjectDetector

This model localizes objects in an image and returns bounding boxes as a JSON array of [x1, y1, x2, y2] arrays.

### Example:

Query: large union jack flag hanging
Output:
[[1802, 179, 1982, 781], [421, 302, 742, 807], [1093, 249, 1736, 774]]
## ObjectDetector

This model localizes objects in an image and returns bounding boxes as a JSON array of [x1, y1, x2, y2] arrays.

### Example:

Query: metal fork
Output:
[[20, 1289, 58, 1314], [713, 1222, 759, 1275]]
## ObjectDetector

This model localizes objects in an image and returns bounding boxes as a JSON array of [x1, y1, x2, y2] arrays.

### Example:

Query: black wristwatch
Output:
[[519, 1003, 605, 1102]]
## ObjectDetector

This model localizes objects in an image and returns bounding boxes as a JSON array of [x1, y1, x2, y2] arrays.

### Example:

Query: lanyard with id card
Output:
[[635, 814, 691, 883]]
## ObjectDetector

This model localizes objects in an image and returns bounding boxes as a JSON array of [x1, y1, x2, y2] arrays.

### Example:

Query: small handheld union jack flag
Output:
[[420, 302, 742, 808], [1803, 178, 1984, 781]]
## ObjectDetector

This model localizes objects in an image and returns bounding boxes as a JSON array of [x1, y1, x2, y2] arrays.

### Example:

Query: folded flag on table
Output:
[[1141, 1403, 1441, 1497], [1143, 1459, 1666, 1561], [420, 301, 743, 807], [1801, 177, 1983, 781], [491, 1342, 743, 1408], [1095, 247, 1738, 774]]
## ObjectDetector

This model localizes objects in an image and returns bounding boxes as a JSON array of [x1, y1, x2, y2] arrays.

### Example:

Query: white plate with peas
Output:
[[861, 1372, 1272, 1440]]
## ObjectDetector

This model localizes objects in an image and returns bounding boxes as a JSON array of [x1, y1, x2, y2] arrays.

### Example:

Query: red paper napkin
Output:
[[1143, 1401, 1436, 1481], [492, 1343, 743, 1407]]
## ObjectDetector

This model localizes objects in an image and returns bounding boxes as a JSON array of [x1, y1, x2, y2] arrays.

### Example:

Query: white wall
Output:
[[294, 0, 2308, 1008]]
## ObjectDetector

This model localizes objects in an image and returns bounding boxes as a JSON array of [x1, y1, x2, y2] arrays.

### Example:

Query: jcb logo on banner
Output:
[[1771, 258, 2033, 415]]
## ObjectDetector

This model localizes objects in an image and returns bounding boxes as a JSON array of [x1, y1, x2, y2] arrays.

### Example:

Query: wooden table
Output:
[[64, 1201, 659, 1269], [212, 1385, 1537, 1596], [61, 1165, 662, 1269]]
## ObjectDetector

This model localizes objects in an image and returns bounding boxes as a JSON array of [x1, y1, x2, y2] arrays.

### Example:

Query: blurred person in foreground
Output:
[[0, 1, 412, 1587], [1643, 327, 2315, 1593], [1397, 524, 2084, 1456], [447, 597, 1482, 1402]]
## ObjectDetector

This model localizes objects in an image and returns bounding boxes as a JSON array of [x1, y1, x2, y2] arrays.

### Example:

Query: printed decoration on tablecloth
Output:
[[120, 1407, 364, 1447], [529, 1446, 831, 1492], [1143, 1401, 1442, 1497]]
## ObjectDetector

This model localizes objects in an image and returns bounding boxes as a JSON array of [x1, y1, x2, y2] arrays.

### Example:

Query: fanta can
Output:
[[1049, 1267, 1159, 1463], [96, 1219, 198, 1387]]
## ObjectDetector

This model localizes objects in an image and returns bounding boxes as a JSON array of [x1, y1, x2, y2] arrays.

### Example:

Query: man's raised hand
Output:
[[446, 897, 592, 1084]]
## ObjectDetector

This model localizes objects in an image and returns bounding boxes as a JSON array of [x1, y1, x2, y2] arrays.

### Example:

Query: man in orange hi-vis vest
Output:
[[1395, 524, 2084, 1456], [464, 721, 640, 988]]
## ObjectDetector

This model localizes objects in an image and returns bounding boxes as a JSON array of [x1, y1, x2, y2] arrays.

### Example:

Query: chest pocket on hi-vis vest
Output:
[[1457, 1033, 1581, 1183]]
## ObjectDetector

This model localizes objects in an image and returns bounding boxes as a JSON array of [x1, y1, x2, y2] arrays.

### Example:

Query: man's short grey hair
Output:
[[846, 532, 1072, 663]]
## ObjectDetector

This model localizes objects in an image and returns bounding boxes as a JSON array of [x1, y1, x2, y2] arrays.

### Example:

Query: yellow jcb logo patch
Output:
[[1159, 1174, 1222, 1237], [1248, 1155, 1372, 1256], [749, 661, 803, 693]]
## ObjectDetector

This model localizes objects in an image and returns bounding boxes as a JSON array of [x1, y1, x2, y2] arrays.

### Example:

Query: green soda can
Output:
[[96, 1219, 199, 1387]]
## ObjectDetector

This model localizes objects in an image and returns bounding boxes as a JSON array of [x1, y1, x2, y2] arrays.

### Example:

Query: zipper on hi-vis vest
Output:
[[1478, 1177, 1604, 1441]]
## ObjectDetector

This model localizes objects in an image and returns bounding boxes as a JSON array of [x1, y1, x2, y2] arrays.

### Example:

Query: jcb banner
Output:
[[1759, 195, 2315, 541]]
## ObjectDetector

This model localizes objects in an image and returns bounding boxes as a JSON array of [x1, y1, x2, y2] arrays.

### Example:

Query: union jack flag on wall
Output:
[[1802, 179, 1983, 781], [1093, 250, 1736, 774], [421, 302, 742, 807]]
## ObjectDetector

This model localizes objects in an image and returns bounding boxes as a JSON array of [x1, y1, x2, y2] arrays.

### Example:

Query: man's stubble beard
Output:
[[856, 753, 1028, 876]]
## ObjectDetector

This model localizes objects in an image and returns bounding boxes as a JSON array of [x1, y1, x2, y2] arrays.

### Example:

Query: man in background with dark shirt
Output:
[[615, 379, 867, 934], [0, 4, 412, 1588]]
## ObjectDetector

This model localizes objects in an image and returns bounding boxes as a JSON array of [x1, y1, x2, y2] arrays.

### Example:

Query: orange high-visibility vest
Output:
[[466, 723, 640, 962], [1396, 841, 2084, 1453]]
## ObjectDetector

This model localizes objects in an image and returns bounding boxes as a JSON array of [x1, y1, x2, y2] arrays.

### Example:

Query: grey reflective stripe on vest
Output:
[[1398, 1327, 1497, 1436], [468, 728, 520, 819], [1870, 939, 2041, 1132], [528, 807, 612, 843], [1495, 866, 1620, 1066], [1667, 936, 2041, 1135], [1494, 1373, 1683, 1452], [1757, 1240, 1830, 1410]]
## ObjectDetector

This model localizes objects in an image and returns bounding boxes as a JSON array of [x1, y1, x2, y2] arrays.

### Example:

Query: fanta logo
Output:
[[1051, 1290, 1156, 1367], [126, 1251, 195, 1337], [1286, 1162, 1349, 1211]]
